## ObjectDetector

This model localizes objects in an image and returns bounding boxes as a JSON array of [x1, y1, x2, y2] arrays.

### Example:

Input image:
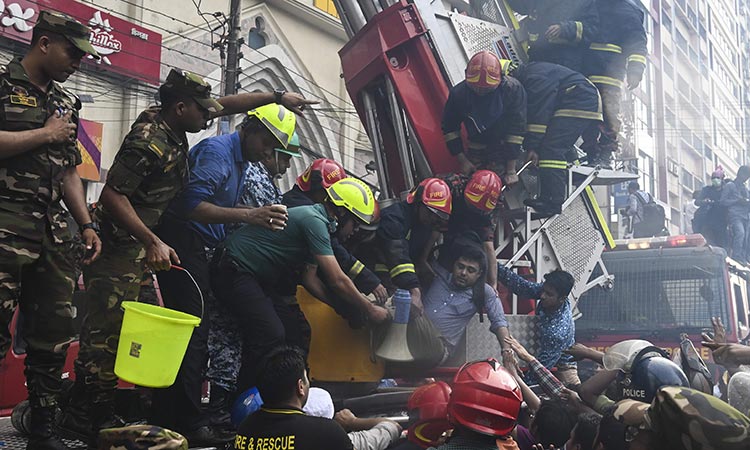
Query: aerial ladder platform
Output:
[[332, 0, 637, 362]]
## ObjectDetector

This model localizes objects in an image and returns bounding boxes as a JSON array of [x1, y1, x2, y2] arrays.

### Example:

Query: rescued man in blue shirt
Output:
[[424, 242, 513, 366], [496, 264, 579, 386]]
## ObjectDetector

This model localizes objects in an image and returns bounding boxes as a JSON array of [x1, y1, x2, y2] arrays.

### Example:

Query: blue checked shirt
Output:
[[496, 266, 575, 379]]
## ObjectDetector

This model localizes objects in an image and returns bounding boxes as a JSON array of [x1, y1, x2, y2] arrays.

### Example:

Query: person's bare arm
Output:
[[0, 111, 76, 159], [301, 264, 335, 305], [315, 254, 389, 323], [494, 326, 513, 367], [702, 341, 750, 366], [99, 185, 179, 271], [188, 202, 288, 228], [564, 343, 604, 365], [508, 356, 541, 412], [334, 409, 400, 432], [578, 369, 618, 407], [62, 167, 101, 263], [212, 92, 319, 118]]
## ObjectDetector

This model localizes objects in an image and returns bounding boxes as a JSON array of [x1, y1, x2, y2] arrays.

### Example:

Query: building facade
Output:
[[619, 0, 748, 235]]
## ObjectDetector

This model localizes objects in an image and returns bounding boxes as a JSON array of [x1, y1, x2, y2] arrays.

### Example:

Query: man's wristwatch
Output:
[[274, 88, 286, 104], [81, 222, 99, 233]]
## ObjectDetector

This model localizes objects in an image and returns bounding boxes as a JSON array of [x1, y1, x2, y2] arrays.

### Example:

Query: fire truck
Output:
[[576, 234, 750, 380]]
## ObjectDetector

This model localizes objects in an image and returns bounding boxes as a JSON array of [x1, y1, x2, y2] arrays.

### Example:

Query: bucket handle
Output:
[[147, 265, 204, 322]]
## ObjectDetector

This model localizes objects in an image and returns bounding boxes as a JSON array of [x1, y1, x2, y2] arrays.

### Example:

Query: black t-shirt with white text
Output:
[[233, 406, 353, 450]]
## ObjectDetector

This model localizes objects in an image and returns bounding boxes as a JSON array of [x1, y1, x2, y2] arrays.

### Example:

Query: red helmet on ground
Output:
[[465, 51, 502, 94], [464, 170, 503, 212], [296, 158, 346, 191], [406, 178, 453, 220], [407, 381, 453, 449], [448, 359, 522, 437]]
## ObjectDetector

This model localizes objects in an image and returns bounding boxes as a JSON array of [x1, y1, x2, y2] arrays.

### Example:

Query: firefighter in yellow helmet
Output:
[[210, 178, 389, 394]]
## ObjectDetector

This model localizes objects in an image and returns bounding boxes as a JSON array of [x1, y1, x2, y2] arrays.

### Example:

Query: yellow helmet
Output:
[[326, 178, 377, 224], [247, 103, 296, 148]]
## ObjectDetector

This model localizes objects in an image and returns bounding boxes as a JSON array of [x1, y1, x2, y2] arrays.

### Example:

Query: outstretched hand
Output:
[[280, 92, 319, 115]]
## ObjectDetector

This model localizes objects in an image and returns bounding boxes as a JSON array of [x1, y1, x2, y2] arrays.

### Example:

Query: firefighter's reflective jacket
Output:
[[584, 0, 648, 88], [512, 61, 603, 150], [507, 0, 599, 73], [441, 76, 527, 161]]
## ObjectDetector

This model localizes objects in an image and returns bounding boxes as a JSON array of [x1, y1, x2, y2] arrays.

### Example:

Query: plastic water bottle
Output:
[[392, 289, 411, 325]]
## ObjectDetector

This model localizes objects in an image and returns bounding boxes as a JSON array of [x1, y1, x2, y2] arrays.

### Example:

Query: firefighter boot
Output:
[[28, 406, 73, 450], [524, 166, 566, 217]]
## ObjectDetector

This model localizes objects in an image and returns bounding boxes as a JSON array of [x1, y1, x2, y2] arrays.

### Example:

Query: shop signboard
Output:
[[0, 0, 161, 84]]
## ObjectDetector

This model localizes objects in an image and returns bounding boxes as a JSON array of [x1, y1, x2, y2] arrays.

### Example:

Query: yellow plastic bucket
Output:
[[114, 301, 201, 388]]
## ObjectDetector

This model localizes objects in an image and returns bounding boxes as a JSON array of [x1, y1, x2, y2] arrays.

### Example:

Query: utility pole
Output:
[[221, 0, 242, 133]]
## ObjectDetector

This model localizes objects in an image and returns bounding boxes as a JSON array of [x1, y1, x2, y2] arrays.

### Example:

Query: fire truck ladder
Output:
[[335, 0, 637, 312]]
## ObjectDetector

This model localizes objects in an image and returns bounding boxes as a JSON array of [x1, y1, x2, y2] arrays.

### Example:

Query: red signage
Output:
[[0, 0, 162, 84]]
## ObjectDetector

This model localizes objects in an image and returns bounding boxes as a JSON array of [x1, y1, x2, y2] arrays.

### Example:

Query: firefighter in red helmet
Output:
[[442, 359, 523, 449], [403, 381, 453, 449], [361, 178, 453, 314], [436, 170, 503, 288], [442, 51, 527, 185]]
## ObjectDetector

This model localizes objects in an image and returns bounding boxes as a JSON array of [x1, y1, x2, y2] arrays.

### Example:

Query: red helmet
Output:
[[296, 158, 346, 192], [465, 51, 502, 94], [406, 178, 453, 220], [464, 170, 503, 212], [448, 359, 522, 437], [407, 382, 453, 449]]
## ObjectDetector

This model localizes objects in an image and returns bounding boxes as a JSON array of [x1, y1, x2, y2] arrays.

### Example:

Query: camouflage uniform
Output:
[[97, 425, 188, 450], [75, 106, 189, 405], [0, 53, 84, 411], [612, 386, 750, 449]]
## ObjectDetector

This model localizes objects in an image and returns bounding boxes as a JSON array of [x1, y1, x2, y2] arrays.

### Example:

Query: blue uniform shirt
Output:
[[167, 132, 248, 246]]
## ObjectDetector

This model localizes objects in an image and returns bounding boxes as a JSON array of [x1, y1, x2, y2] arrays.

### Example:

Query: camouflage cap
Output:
[[97, 425, 188, 450], [649, 386, 750, 450], [35, 10, 100, 59], [162, 69, 223, 114]]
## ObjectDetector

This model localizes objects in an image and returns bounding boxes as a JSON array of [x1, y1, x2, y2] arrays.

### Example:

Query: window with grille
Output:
[[577, 249, 730, 334]]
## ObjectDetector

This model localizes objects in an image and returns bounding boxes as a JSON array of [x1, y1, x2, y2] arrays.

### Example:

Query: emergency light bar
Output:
[[611, 234, 707, 250]]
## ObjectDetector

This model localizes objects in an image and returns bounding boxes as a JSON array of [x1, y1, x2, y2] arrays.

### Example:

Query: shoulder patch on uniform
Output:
[[10, 95, 37, 107]]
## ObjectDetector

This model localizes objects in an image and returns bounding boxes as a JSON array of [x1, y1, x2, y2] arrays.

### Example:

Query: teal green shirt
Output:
[[224, 204, 335, 281]]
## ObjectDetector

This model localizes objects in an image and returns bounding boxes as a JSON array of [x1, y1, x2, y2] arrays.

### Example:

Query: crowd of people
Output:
[[227, 318, 750, 450], [2, 3, 747, 450]]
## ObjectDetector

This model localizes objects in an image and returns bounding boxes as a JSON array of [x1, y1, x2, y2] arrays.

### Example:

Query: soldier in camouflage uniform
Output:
[[57, 69, 222, 448], [0, 10, 102, 450]]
